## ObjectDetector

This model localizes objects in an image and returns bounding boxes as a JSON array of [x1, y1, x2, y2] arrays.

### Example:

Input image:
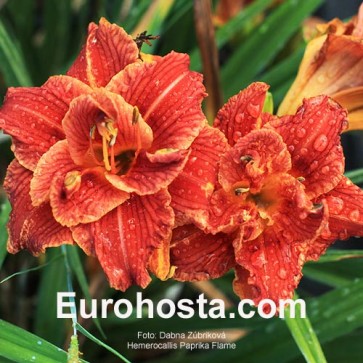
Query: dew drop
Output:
[[313, 134, 328, 152], [330, 196, 344, 213], [278, 268, 287, 279], [129, 224, 135, 230], [300, 147, 308, 155], [317, 74, 326, 83], [310, 160, 319, 171], [197, 169, 203, 177], [246, 102, 261, 118], [346, 315, 356, 322], [288, 145, 295, 153], [233, 131, 242, 142], [235, 113, 244, 124], [321, 165, 330, 174], [213, 207, 223, 217], [296, 128, 306, 138], [349, 209, 360, 222]]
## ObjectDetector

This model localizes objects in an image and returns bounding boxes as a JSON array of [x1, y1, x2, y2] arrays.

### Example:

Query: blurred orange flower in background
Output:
[[278, 4, 363, 131]]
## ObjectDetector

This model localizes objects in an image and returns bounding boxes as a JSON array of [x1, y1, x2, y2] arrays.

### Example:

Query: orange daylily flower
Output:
[[171, 82, 363, 306], [278, 4, 363, 130], [0, 19, 207, 291]]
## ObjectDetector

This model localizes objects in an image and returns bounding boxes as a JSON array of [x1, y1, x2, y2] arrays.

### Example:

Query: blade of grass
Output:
[[190, 0, 275, 70], [34, 249, 67, 346], [221, 0, 323, 99], [0, 199, 10, 269], [303, 259, 363, 288], [76, 323, 132, 363], [192, 278, 363, 363], [0, 19, 32, 86], [259, 45, 305, 90], [65, 245, 106, 338], [284, 294, 327, 363], [311, 249, 363, 263], [345, 168, 363, 184]]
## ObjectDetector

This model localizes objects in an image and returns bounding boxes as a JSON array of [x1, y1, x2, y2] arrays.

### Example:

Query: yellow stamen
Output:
[[96, 119, 118, 173]]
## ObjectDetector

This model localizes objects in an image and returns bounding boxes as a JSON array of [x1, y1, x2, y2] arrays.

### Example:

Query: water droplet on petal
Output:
[[278, 268, 287, 279], [321, 165, 330, 174], [313, 134, 328, 152], [349, 209, 360, 222], [300, 147, 308, 155], [330, 196, 344, 213], [296, 128, 306, 138], [317, 75, 326, 83], [288, 145, 294, 153], [233, 131, 242, 142], [197, 169, 203, 177], [246, 102, 261, 118], [235, 113, 244, 124]]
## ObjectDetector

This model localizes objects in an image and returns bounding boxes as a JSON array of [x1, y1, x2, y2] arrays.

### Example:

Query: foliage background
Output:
[[1, 0, 363, 362]]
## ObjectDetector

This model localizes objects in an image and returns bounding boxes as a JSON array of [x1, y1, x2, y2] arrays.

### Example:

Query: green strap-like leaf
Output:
[[0, 199, 10, 269], [65, 245, 106, 338], [284, 294, 327, 363], [310, 249, 363, 263], [0, 319, 67, 363], [345, 168, 363, 184], [190, 0, 275, 70], [0, 19, 32, 86], [221, 0, 323, 99]]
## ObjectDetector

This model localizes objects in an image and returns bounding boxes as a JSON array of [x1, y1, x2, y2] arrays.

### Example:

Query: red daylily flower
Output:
[[170, 82, 363, 305], [0, 18, 207, 291]]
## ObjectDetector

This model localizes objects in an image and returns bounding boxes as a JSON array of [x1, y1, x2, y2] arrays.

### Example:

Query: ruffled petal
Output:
[[233, 229, 307, 304], [107, 51, 207, 151], [168, 126, 229, 228], [92, 191, 174, 291], [260, 173, 328, 242], [269, 96, 347, 198], [214, 82, 269, 146], [170, 224, 235, 281], [208, 188, 259, 235], [4, 160, 73, 255], [320, 176, 363, 241], [30, 140, 80, 205], [50, 166, 129, 227], [71, 223, 95, 256], [67, 18, 139, 87], [0, 76, 91, 170], [219, 129, 291, 192], [105, 149, 189, 195]]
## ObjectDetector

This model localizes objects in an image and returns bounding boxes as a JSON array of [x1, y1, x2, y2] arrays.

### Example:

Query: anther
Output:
[[312, 203, 323, 210], [240, 155, 253, 163], [297, 176, 305, 183], [235, 187, 250, 196], [132, 106, 140, 125]]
